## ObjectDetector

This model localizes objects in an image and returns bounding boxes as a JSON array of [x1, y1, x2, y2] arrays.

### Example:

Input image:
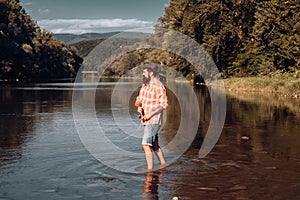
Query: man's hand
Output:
[[137, 106, 145, 120], [142, 113, 152, 121], [135, 101, 142, 108], [137, 107, 143, 115], [142, 105, 164, 121]]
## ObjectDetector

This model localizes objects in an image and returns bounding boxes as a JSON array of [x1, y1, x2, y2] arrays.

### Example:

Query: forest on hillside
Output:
[[0, 0, 299, 83], [153, 0, 300, 79], [76, 0, 299, 82], [0, 0, 82, 82]]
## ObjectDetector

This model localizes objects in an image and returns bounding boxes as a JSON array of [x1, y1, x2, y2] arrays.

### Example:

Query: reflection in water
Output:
[[0, 85, 72, 165], [142, 171, 162, 200], [167, 88, 300, 199], [226, 94, 300, 160], [1, 82, 300, 199]]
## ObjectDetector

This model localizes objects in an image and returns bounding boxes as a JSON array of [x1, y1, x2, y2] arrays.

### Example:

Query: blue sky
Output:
[[20, 0, 170, 34]]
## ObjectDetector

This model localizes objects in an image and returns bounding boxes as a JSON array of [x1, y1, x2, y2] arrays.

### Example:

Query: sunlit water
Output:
[[0, 82, 300, 199]]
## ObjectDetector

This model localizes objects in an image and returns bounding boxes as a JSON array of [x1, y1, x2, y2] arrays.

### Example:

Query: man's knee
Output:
[[142, 144, 152, 153]]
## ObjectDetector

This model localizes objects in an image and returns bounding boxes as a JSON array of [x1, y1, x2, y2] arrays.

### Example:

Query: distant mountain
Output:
[[54, 32, 150, 44], [54, 32, 120, 44]]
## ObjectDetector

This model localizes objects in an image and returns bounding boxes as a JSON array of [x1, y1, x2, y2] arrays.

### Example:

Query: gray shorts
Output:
[[142, 124, 161, 146]]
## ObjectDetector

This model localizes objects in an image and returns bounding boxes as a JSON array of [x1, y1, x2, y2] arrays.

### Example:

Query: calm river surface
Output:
[[0, 81, 300, 200]]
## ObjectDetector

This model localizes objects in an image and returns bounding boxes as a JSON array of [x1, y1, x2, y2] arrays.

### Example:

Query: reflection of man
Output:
[[142, 171, 162, 200], [135, 63, 168, 170]]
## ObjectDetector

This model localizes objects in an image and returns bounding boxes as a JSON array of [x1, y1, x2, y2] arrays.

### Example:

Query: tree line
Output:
[[157, 0, 299, 78], [1, 0, 299, 83], [82, 0, 299, 82], [0, 0, 82, 82]]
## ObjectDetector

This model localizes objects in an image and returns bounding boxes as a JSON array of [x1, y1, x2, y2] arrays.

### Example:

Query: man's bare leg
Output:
[[143, 145, 153, 169], [155, 147, 166, 165], [152, 141, 166, 165]]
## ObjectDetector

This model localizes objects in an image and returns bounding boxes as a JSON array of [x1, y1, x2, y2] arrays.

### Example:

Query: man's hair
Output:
[[143, 63, 158, 77]]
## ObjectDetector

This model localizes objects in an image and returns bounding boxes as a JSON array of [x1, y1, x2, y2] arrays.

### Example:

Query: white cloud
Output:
[[23, 2, 33, 6], [38, 8, 49, 15], [38, 18, 154, 34]]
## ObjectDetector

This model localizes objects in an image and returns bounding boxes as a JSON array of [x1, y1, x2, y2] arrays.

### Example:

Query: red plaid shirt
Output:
[[136, 78, 168, 125]]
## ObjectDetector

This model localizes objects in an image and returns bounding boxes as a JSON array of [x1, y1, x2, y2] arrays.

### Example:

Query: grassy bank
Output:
[[222, 74, 300, 98]]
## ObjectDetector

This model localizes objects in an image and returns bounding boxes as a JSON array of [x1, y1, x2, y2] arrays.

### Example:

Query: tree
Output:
[[157, 0, 299, 78], [0, 0, 82, 82], [233, 0, 300, 76], [157, 0, 257, 79]]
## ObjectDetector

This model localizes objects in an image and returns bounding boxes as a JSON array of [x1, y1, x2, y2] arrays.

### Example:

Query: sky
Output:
[[20, 0, 170, 34]]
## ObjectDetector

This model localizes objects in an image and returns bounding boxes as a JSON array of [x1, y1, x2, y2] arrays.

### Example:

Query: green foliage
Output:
[[31, 0, 298, 82], [157, 0, 257, 79], [233, 0, 300, 76], [156, 0, 299, 79], [0, 0, 82, 82], [70, 39, 104, 58]]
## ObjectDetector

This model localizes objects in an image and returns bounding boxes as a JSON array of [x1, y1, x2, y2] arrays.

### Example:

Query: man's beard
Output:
[[143, 76, 150, 84]]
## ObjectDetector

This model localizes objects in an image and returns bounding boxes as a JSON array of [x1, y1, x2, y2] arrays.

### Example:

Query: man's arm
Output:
[[143, 105, 164, 121]]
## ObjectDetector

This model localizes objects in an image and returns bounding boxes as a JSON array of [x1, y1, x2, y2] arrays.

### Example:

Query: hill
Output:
[[157, 0, 299, 77], [55, 32, 150, 45], [0, 0, 82, 83], [54, 32, 121, 44], [70, 39, 105, 58]]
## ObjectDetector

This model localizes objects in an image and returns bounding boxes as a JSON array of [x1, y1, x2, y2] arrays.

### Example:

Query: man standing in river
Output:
[[135, 63, 168, 170]]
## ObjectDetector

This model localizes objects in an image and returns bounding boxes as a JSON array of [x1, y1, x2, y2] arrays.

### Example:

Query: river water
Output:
[[0, 81, 300, 200]]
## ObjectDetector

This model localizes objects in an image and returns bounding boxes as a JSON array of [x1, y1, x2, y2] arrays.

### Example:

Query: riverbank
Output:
[[222, 74, 300, 99]]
